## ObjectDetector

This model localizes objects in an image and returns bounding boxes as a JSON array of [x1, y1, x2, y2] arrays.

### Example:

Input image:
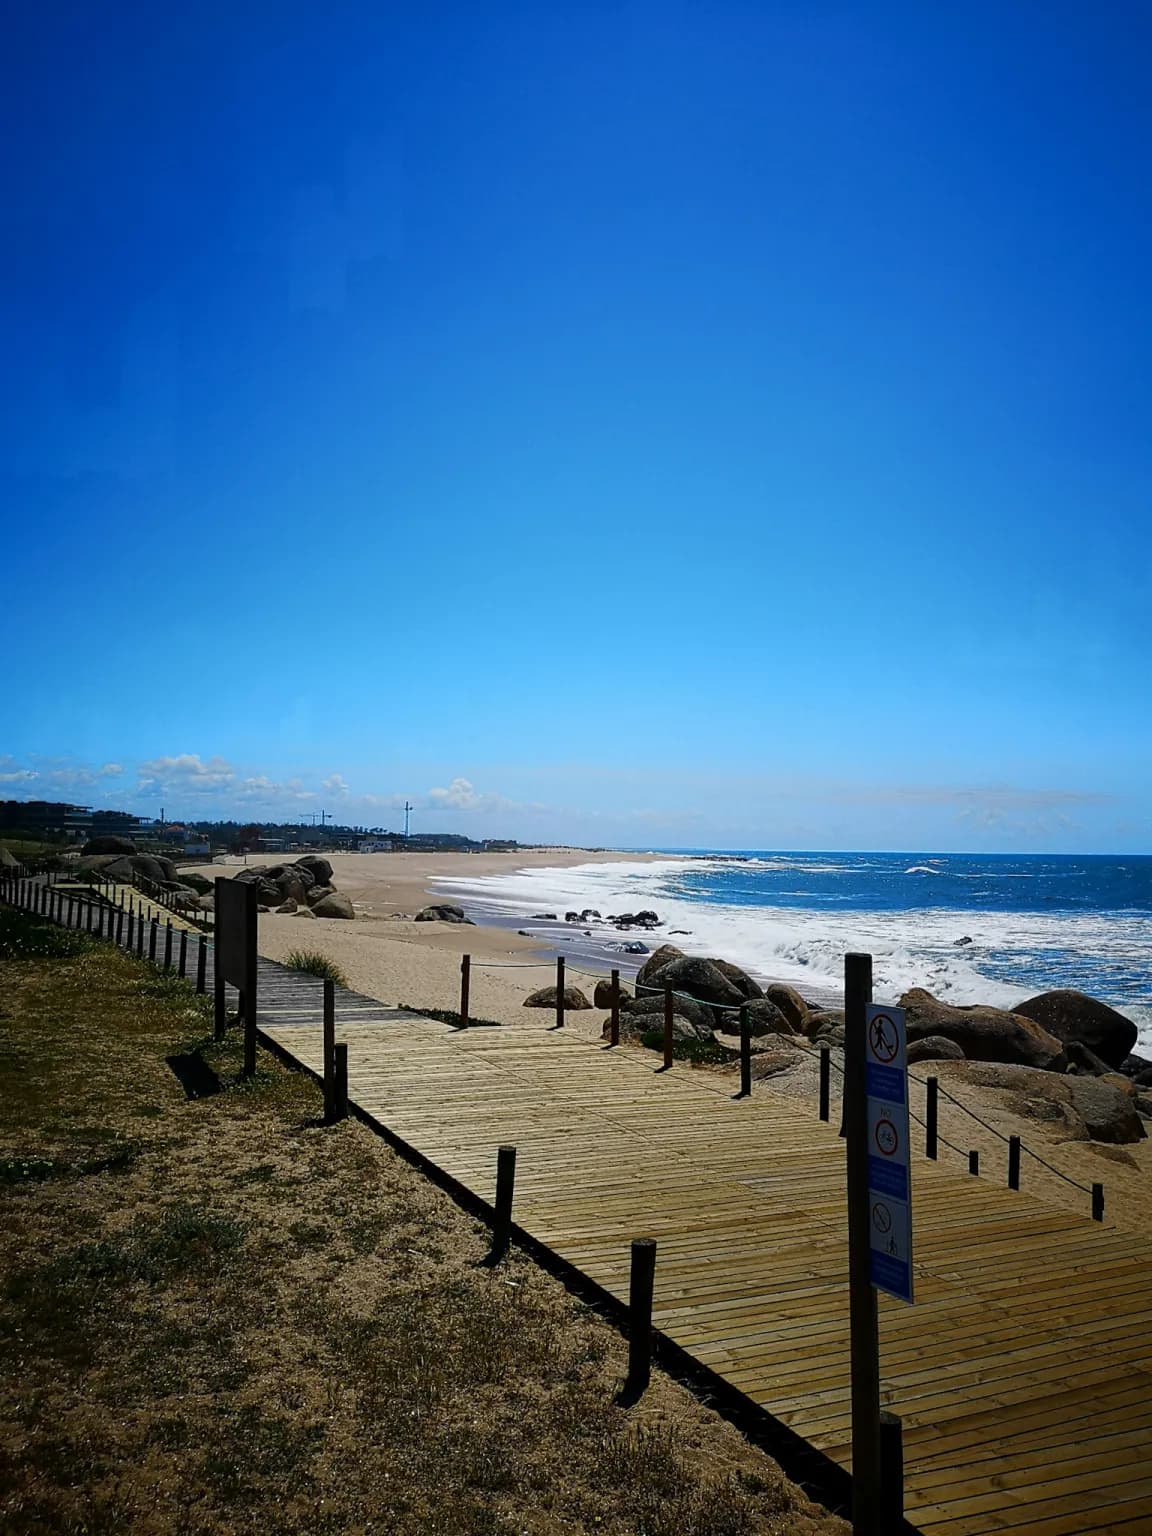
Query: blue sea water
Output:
[[443, 851, 1152, 1048]]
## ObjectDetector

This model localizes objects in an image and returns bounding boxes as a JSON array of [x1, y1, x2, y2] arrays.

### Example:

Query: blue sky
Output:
[[2, 2, 1149, 852]]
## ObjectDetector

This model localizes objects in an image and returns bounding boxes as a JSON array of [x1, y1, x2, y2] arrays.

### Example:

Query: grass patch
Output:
[[0, 905, 842, 1536], [0, 907, 92, 961], [283, 948, 349, 987], [639, 1029, 741, 1065], [399, 1002, 504, 1029]]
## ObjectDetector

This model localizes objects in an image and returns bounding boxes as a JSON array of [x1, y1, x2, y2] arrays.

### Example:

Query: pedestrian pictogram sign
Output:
[[864, 1002, 913, 1302]]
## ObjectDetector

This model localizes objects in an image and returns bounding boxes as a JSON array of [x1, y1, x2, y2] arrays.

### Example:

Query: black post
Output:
[[969, 1149, 980, 1177], [819, 1046, 831, 1122], [86, 898, 94, 933], [663, 987, 674, 1070], [243, 989, 257, 1078], [491, 1144, 517, 1261], [148, 918, 157, 962], [323, 979, 336, 1122], [214, 974, 226, 1039], [609, 968, 621, 1047], [879, 1409, 905, 1525], [845, 950, 881, 1536], [333, 1042, 349, 1121], [926, 1077, 939, 1160], [739, 1005, 752, 1097], [68, 896, 75, 929], [116, 904, 124, 947], [196, 933, 207, 995], [460, 953, 470, 1029], [555, 956, 565, 1029], [136, 912, 145, 957], [626, 1237, 657, 1399], [163, 921, 173, 972], [1092, 1182, 1105, 1222], [1008, 1135, 1021, 1191], [178, 928, 188, 978]]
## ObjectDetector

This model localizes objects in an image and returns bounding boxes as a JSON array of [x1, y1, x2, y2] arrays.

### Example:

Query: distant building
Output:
[[358, 838, 395, 853]]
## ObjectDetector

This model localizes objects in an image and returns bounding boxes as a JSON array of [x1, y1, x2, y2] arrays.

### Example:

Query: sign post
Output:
[[845, 955, 915, 1536]]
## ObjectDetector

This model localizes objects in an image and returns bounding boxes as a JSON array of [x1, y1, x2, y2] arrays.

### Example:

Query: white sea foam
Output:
[[436, 857, 1152, 1048]]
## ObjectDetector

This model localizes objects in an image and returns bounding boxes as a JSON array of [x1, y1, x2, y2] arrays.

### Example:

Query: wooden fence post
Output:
[[555, 956, 565, 1029], [243, 988, 257, 1078], [1008, 1136, 1021, 1191], [609, 968, 621, 1047], [460, 954, 470, 1029], [491, 1144, 517, 1262], [879, 1409, 905, 1524], [196, 933, 207, 995], [323, 979, 336, 1122], [148, 918, 157, 962], [332, 1042, 349, 1121], [116, 905, 124, 947], [739, 1005, 752, 1097], [844, 950, 881, 1536], [926, 1077, 939, 1160], [969, 1149, 980, 1177], [163, 921, 173, 972], [662, 987, 674, 1069], [1092, 1183, 1105, 1222], [819, 1046, 831, 1121], [626, 1238, 657, 1399]]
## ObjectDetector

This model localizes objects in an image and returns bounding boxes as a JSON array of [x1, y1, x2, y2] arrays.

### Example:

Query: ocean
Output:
[[438, 850, 1152, 1050]]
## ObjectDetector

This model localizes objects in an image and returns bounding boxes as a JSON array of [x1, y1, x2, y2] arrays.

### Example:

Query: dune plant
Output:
[[283, 949, 348, 988]]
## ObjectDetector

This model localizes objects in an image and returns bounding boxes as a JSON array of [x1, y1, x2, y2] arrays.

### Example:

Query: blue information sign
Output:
[[864, 1003, 914, 1303]]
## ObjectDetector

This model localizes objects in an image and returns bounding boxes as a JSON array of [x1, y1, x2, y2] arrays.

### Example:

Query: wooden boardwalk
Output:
[[253, 958, 1152, 1535]]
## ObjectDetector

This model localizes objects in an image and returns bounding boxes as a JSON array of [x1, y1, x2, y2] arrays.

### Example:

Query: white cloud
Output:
[[322, 773, 350, 798], [137, 754, 237, 796], [99, 763, 123, 777], [0, 769, 38, 784], [428, 776, 483, 809]]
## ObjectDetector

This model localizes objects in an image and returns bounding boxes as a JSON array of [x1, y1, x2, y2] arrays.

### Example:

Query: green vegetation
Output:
[[0, 907, 92, 961], [283, 949, 349, 988], [639, 1029, 741, 1065], [0, 908, 840, 1536], [400, 1003, 505, 1029]]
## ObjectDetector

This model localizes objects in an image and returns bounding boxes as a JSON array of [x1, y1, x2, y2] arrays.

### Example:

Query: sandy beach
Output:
[[187, 848, 1152, 1237]]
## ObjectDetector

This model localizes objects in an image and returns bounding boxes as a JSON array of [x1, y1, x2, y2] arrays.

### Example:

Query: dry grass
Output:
[[0, 910, 846, 1536]]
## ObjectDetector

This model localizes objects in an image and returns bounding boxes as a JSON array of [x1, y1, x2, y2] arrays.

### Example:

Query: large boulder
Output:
[[177, 871, 214, 895], [900, 988, 1065, 1071], [709, 959, 764, 1001], [306, 885, 336, 906], [312, 891, 355, 920], [635, 945, 684, 990], [1012, 991, 1138, 1071], [594, 978, 632, 1009], [764, 983, 809, 1032], [620, 991, 716, 1037], [805, 1008, 844, 1039], [234, 869, 283, 906], [907, 1035, 966, 1064], [936, 1062, 1147, 1145], [294, 855, 333, 885], [639, 956, 746, 1010], [82, 835, 137, 855], [524, 985, 591, 1010], [740, 997, 795, 1036], [414, 903, 475, 924]]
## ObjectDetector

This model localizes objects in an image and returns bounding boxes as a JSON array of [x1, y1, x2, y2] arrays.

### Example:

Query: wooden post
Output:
[[116, 905, 124, 947], [926, 1077, 939, 1160], [845, 950, 881, 1536], [323, 979, 336, 1122], [609, 968, 621, 1047], [178, 928, 188, 978], [491, 1144, 517, 1261], [1092, 1182, 1105, 1222], [196, 933, 207, 995], [969, 1149, 980, 1177], [86, 898, 95, 933], [163, 921, 173, 972], [663, 987, 674, 1069], [626, 1237, 657, 1398], [332, 1042, 349, 1121], [819, 1046, 831, 1121], [214, 972, 226, 1039], [148, 918, 157, 962], [136, 913, 145, 957], [67, 896, 75, 928], [460, 954, 471, 1029], [243, 989, 257, 1078], [555, 956, 565, 1029], [879, 1409, 904, 1524], [1008, 1136, 1021, 1191], [739, 1005, 752, 1097]]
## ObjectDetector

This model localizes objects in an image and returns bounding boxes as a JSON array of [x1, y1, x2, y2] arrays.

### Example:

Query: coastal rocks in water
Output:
[[764, 983, 809, 1032], [621, 942, 649, 954], [594, 978, 632, 1009], [1012, 990, 1138, 1071], [414, 903, 475, 924], [636, 945, 684, 990], [530, 913, 558, 920], [613, 910, 661, 930], [523, 985, 592, 1011], [621, 991, 715, 1037], [907, 1036, 966, 1064], [953, 936, 974, 947], [638, 956, 745, 1010], [935, 1062, 1147, 1144], [81, 835, 138, 856], [312, 892, 355, 920], [739, 997, 795, 1036], [899, 988, 1066, 1071]]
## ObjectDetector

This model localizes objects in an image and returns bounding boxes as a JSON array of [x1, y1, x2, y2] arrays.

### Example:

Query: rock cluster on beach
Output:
[[551, 938, 1152, 1145], [231, 857, 355, 919]]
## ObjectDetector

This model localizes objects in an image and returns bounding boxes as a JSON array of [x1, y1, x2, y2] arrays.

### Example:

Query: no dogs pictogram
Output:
[[869, 1013, 899, 1064], [872, 1202, 893, 1235]]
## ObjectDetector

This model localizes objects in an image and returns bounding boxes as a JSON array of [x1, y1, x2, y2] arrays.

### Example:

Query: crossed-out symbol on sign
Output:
[[872, 1202, 893, 1235], [869, 1013, 899, 1064], [874, 1117, 900, 1157]]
